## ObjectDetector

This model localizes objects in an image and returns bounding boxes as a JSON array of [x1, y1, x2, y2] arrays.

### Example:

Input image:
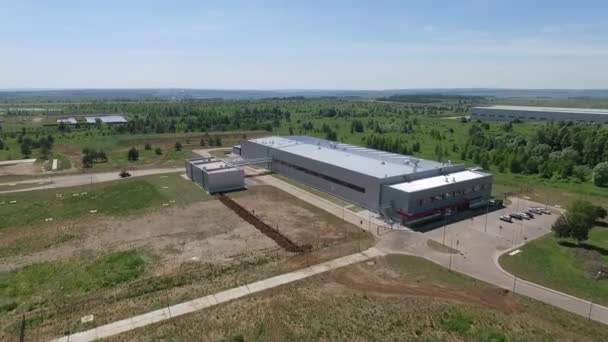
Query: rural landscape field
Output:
[[1, 91, 608, 341], [3, 1, 608, 340]]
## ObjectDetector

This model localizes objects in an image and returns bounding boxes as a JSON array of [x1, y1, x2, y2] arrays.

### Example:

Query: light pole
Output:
[[442, 209, 448, 246], [449, 238, 454, 271], [484, 197, 490, 233]]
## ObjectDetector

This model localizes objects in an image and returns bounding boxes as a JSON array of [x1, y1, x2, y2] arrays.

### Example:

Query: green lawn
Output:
[[0, 249, 146, 313], [500, 227, 608, 306], [0, 173, 211, 230]]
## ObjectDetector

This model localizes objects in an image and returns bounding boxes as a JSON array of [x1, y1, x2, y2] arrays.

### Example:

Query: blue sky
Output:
[[2, 0, 608, 89]]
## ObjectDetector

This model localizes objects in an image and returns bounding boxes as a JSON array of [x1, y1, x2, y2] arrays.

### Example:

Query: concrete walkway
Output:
[[255, 175, 608, 325], [0, 167, 182, 194], [52, 247, 384, 342]]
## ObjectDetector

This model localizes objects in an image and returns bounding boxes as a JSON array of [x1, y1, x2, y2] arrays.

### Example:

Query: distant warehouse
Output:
[[85, 114, 128, 124], [240, 136, 492, 224], [471, 105, 608, 123]]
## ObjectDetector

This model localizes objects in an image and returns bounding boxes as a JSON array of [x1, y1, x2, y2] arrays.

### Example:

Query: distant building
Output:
[[240, 136, 492, 224], [471, 105, 608, 123], [56, 117, 77, 124], [84, 114, 128, 124]]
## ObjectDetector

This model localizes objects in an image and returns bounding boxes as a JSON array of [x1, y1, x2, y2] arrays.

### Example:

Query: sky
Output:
[[2, 0, 608, 89]]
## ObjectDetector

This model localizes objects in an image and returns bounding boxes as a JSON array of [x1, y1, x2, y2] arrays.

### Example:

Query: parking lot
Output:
[[424, 197, 561, 257]]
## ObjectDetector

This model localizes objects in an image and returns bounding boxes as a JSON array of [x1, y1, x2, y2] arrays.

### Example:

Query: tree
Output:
[[82, 154, 94, 168], [20, 142, 32, 157], [592, 162, 608, 187], [97, 150, 108, 162], [128, 147, 139, 161], [552, 199, 604, 243], [174, 142, 182, 151], [145, 143, 152, 150], [215, 136, 222, 146], [200, 138, 206, 146], [155, 147, 163, 155]]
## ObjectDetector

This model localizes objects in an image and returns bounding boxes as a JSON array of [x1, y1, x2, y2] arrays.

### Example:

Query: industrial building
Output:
[[56, 117, 77, 124], [239, 136, 492, 224], [185, 157, 244, 194], [471, 105, 608, 123], [84, 115, 128, 124]]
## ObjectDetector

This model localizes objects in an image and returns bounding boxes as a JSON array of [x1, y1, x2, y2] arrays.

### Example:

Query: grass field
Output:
[[0, 250, 146, 313], [0, 173, 211, 230], [500, 227, 608, 306], [110, 254, 608, 341], [0, 182, 374, 341]]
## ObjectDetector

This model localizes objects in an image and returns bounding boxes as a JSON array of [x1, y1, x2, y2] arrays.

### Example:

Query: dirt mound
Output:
[[327, 265, 520, 314]]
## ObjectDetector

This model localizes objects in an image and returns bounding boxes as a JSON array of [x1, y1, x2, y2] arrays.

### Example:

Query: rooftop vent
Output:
[[381, 161, 386, 165]]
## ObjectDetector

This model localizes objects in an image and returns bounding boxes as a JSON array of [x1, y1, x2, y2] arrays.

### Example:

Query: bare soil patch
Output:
[[0, 162, 41, 176], [230, 185, 368, 248], [0, 200, 278, 272], [326, 264, 520, 314]]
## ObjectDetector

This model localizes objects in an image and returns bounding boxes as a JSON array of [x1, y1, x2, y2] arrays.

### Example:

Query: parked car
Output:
[[519, 212, 531, 220], [509, 213, 523, 220], [525, 211, 535, 218], [529, 208, 543, 215], [539, 207, 551, 215], [499, 215, 513, 223]]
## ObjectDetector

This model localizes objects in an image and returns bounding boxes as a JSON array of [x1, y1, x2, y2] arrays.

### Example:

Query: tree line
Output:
[[462, 122, 608, 186]]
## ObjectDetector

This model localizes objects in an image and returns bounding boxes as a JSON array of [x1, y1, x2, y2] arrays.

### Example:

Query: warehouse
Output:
[[240, 136, 492, 224], [185, 157, 244, 194], [471, 105, 608, 123], [84, 114, 128, 124]]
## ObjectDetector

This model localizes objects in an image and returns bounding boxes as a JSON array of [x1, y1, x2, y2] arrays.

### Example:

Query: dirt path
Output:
[[327, 264, 519, 314], [0, 167, 182, 194]]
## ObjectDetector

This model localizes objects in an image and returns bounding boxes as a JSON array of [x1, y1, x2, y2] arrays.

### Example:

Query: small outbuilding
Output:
[[185, 157, 244, 194]]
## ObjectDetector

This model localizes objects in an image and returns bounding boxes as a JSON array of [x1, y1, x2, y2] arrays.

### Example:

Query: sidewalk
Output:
[[52, 247, 385, 342]]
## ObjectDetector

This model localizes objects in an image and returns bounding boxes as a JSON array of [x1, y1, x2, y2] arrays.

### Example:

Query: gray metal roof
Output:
[[249, 136, 451, 179], [85, 115, 128, 123], [473, 105, 608, 115], [189, 158, 240, 173], [57, 117, 77, 124], [389, 170, 490, 193]]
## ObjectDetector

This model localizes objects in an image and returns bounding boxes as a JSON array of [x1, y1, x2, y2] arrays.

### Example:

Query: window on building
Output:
[[274, 159, 366, 193]]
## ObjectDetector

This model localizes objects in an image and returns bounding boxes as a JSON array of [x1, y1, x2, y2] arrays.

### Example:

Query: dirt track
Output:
[[327, 264, 520, 314]]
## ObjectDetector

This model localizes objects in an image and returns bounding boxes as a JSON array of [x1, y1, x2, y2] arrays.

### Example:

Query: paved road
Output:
[[377, 197, 608, 325], [52, 247, 385, 342], [258, 175, 608, 325], [0, 167, 182, 194]]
